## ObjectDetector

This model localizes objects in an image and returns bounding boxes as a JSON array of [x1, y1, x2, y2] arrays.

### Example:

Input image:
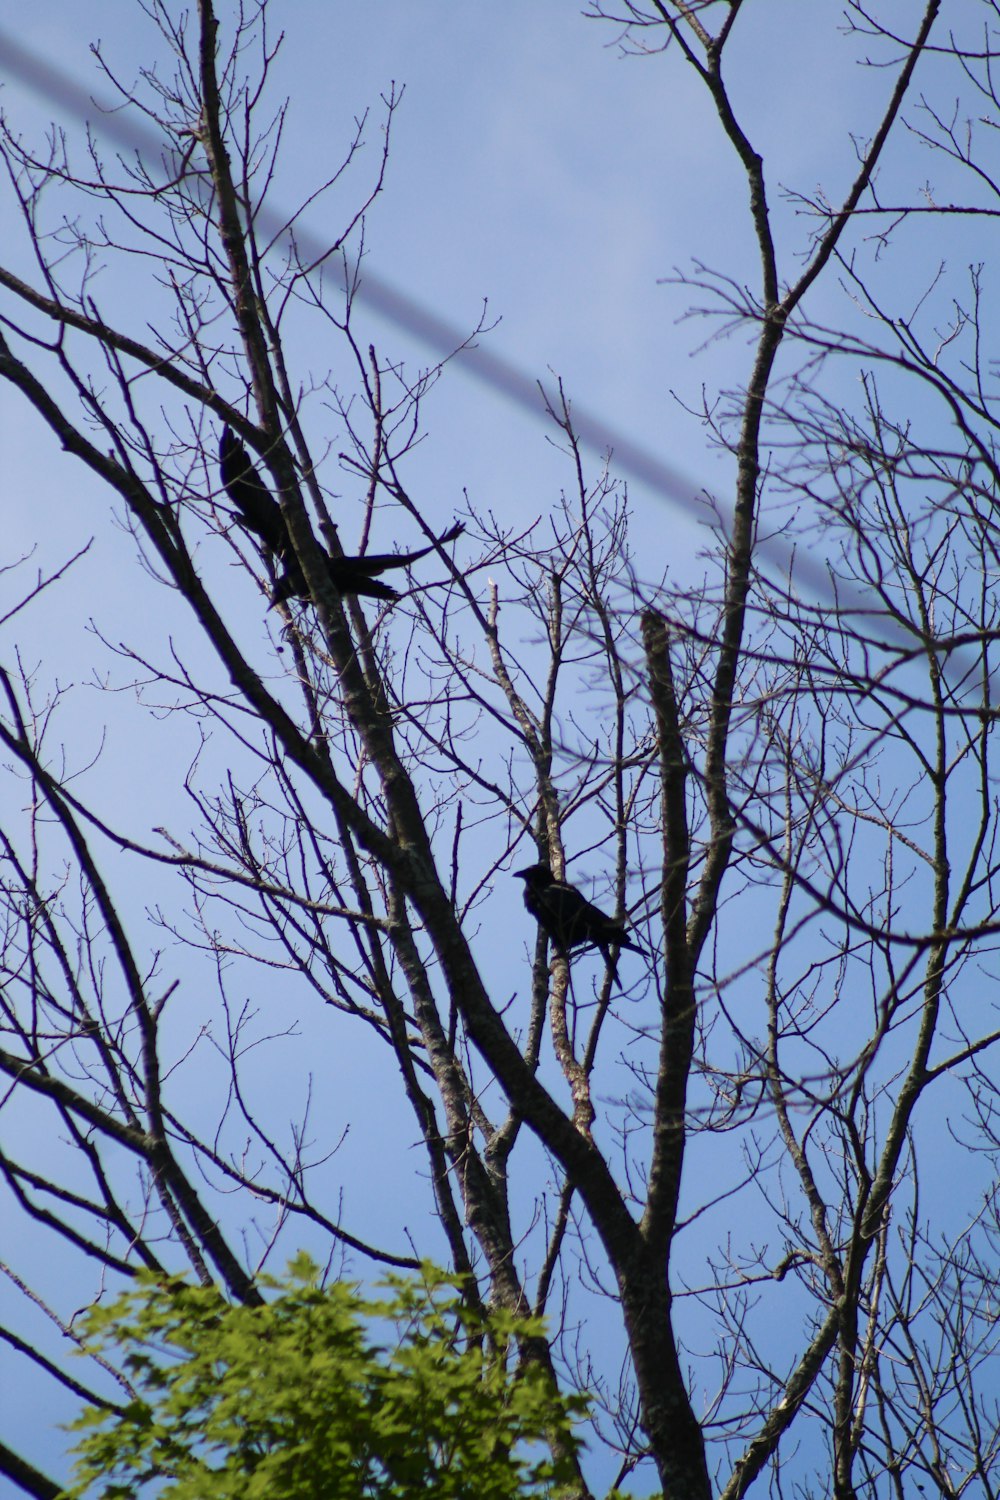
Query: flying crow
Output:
[[219, 425, 463, 605], [219, 425, 290, 559], [269, 523, 465, 606]]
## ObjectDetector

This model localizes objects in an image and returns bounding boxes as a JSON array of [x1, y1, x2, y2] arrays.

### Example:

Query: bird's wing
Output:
[[543, 883, 602, 947], [344, 523, 464, 578], [273, 556, 401, 605], [220, 429, 290, 556], [324, 558, 400, 600]]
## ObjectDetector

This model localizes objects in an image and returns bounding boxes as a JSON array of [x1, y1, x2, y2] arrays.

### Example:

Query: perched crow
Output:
[[219, 425, 463, 605], [515, 863, 643, 984]]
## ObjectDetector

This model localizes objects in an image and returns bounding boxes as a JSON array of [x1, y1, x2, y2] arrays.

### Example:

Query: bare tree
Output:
[[2, 3, 1000, 1497]]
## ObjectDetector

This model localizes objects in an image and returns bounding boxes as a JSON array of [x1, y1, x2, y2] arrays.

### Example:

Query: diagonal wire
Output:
[[0, 25, 836, 605]]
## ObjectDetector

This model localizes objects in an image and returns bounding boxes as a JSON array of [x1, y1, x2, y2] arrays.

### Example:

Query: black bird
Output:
[[219, 425, 463, 605], [515, 862, 643, 983], [219, 425, 290, 559], [269, 523, 465, 607]]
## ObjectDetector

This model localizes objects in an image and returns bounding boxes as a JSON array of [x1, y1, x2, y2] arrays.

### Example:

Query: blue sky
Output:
[[2, 4, 997, 1495], [3, 0, 892, 587]]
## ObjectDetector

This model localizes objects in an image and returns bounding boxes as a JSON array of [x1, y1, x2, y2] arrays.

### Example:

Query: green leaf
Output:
[[63, 1259, 590, 1500]]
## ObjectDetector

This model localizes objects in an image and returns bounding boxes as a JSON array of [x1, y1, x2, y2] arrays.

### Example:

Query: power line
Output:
[[0, 23, 836, 601]]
